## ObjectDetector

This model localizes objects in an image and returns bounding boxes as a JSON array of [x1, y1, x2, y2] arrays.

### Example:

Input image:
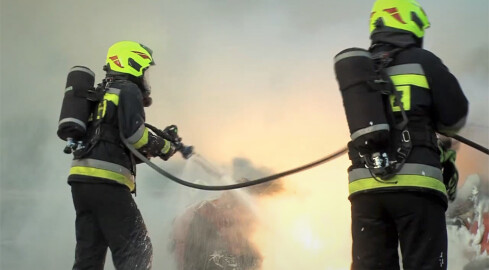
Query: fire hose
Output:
[[118, 111, 488, 191], [452, 134, 489, 155], [121, 126, 348, 191]]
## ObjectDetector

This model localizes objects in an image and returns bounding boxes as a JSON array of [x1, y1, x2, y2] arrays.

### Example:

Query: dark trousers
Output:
[[71, 182, 152, 270], [350, 192, 447, 270]]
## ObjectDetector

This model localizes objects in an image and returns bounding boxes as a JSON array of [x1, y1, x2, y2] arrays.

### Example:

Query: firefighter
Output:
[[67, 41, 179, 270], [339, 1, 469, 269]]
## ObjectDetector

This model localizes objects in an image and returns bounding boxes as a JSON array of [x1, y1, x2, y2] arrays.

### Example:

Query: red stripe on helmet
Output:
[[109, 56, 123, 68], [132, 51, 151, 60], [383, 7, 407, 24]]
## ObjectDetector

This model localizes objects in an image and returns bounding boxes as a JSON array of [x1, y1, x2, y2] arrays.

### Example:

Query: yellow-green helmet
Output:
[[370, 0, 430, 38], [105, 41, 154, 77]]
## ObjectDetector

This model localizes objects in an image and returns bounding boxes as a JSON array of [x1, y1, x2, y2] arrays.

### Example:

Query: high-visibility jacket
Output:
[[347, 43, 469, 205], [67, 79, 167, 192]]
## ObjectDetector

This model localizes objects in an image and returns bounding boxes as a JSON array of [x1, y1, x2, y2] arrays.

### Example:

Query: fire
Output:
[[250, 157, 352, 270]]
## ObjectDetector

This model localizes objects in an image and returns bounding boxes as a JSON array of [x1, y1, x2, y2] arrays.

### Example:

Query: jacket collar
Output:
[[370, 30, 422, 49]]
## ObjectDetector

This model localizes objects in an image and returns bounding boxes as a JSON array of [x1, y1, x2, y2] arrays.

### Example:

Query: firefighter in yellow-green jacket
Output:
[[67, 41, 178, 270], [334, 1, 469, 269]]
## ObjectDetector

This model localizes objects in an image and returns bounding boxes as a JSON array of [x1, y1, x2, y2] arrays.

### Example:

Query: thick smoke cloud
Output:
[[1, 0, 488, 269]]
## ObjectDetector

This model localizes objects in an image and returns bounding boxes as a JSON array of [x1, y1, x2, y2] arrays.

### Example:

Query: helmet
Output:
[[370, 0, 430, 38], [105, 41, 154, 78]]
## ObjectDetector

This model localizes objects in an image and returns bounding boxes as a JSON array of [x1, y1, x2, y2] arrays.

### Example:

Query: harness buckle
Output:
[[402, 130, 411, 143]]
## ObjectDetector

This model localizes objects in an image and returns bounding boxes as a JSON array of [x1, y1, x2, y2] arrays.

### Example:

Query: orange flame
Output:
[[250, 157, 352, 270]]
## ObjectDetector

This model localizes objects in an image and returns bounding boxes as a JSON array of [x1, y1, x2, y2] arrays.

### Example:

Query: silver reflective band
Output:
[[65, 86, 74, 92], [348, 163, 443, 183], [58, 117, 86, 130], [70, 66, 95, 77], [385, 63, 425, 76], [436, 116, 467, 136], [334, 50, 372, 64], [72, 158, 134, 180], [350, 124, 390, 141], [106, 88, 121, 95], [127, 123, 146, 144]]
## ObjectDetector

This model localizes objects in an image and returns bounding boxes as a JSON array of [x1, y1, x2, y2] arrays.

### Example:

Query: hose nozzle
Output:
[[178, 144, 194, 159]]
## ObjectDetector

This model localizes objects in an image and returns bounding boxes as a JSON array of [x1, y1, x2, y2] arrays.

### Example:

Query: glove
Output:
[[441, 149, 458, 201], [162, 125, 182, 143], [139, 132, 176, 160], [159, 139, 177, 161], [438, 138, 458, 201]]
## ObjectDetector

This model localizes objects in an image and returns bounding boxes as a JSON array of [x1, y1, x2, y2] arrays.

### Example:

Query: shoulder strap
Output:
[[368, 47, 413, 180], [72, 82, 111, 159], [371, 48, 409, 131]]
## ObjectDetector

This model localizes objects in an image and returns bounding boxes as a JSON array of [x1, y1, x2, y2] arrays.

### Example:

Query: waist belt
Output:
[[404, 127, 438, 150], [73, 123, 122, 159]]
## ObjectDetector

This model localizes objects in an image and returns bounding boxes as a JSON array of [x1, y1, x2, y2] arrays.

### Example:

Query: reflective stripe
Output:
[[389, 85, 411, 111], [127, 125, 149, 149], [385, 64, 425, 76], [70, 66, 95, 77], [105, 93, 119, 106], [105, 88, 121, 106], [70, 158, 135, 191], [96, 88, 121, 119], [58, 117, 86, 130], [161, 139, 171, 154], [106, 88, 121, 95], [349, 163, 443, 182], [436, 116, 467, 136], [334, 50, 371, 63], [96, 100, 107, 120], [65, 66, 95, 93], [349, 175, 446, 195], [390, 74, 429, 89], [350, 124, 390, 141], [385, 64, 429, 90], [348, 163, 446, 195]]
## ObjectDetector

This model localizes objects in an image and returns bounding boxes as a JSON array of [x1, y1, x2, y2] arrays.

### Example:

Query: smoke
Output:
[[1, 0, 488, 269], [447, 175, 489, 269], [421, 1, 489, 190]]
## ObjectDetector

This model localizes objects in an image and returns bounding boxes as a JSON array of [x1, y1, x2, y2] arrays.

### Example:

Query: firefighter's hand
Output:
[[163, 125, 182, 143], [442, 149, 458, 201], [159, 139, 177, 161]]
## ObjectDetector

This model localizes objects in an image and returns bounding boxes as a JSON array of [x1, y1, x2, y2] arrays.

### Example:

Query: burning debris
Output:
[[170, 157, 283, 270], [447, 174, 489, 270]]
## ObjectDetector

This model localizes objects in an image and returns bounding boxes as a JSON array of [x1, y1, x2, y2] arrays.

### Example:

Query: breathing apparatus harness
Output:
[[65, 77, 125, 160], [365, 47, 412, 182], [334, 46, 414, 183]]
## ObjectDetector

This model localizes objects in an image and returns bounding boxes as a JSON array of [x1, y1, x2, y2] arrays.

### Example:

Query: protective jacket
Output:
[[347, 33, 468, 205], [67, 78, 169, 192]]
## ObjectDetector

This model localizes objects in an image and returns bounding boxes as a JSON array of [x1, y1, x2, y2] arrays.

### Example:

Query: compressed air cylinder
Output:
[[334, 48, 390, 153], [57, 66, 95, 141]]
